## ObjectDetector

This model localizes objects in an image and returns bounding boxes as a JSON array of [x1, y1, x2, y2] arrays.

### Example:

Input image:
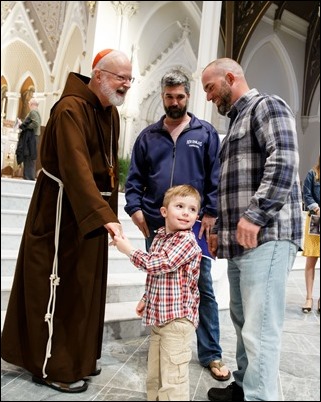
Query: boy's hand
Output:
[[112, 234, 135, 257], [136, 299, 145, 317]]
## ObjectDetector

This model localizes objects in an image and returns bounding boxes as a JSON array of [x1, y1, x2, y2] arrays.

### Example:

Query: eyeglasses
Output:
[[100, 69, 135, 84]]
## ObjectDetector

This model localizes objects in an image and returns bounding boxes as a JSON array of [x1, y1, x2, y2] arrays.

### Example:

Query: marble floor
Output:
[[1, 268, 320, 401]]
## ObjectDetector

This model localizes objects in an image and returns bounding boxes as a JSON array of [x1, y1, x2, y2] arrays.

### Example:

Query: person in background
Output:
[[111, 184, 203, 401], [202, 58, 303, 401], [301, 156, 320, 314], [1, 49, 133, 393], [124, 69, 231, 382], [15, 97, 41, 180]]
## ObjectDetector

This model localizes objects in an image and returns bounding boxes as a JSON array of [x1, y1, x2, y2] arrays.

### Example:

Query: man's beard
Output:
[[102, 81, 125, 106], [164, 104, 188, 119], [217, 81, 232, 116]]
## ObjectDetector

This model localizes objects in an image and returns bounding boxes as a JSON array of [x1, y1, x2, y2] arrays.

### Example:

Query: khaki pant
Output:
[[146, 318, 195, 401]]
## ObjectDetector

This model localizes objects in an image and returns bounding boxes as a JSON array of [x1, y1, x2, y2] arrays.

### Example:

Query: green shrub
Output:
[[118, 157, 131, 192]]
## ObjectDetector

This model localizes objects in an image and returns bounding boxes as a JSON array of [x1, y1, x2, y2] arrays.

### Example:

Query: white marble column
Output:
[[119, 43, 141, 158], [5, 92, 20, 122], [84, 2, 140, 158], [83, 2, 119, 74], [110, 2, 140, 158], [1, 133, 7, 170], [191, 1, 222, 123], [111, 1, 139, 55]]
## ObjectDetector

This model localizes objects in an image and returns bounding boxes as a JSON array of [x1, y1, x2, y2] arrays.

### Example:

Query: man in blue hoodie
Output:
[[125, 68, 230, 382]]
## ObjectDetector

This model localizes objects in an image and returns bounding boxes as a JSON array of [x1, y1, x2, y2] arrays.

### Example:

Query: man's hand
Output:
[[208, 233, 218, 258], [236, 217, 260, 249], [104, 222, 123, 239], [131, 210, 150, 238], [200, 214, 216, 242]]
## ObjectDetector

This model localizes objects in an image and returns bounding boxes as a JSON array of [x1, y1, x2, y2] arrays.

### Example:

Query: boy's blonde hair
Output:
[[162, 184, 201, 210]]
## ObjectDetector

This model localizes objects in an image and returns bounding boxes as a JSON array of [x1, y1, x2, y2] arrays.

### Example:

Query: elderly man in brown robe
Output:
[[1, 49, 133, 393]]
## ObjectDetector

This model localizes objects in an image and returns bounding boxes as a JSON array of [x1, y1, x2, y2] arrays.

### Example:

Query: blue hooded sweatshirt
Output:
[[124, 112, 220, 228]]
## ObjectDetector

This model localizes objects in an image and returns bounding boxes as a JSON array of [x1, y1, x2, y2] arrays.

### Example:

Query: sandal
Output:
[[32, 375, 88, 393], [302, 298, 313, 313], [84, 362, 102, 379], [90, 367, 102, 376], [207, 360, 231, 381]]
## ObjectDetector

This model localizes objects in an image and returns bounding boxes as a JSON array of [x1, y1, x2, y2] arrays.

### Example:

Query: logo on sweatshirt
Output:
[[186, 139, 202, 148]]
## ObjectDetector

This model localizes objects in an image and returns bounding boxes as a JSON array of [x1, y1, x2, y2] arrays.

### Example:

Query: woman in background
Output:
[[301, 156, 320, 313]]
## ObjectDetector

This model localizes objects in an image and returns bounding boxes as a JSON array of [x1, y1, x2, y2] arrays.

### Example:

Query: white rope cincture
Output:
[[41, 168, 63, 378], [40, 169, 111, 378]]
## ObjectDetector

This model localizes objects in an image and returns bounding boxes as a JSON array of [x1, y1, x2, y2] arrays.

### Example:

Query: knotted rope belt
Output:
[[41, 168, 111, 378]]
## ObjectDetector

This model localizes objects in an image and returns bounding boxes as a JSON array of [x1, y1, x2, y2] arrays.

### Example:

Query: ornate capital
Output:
[[87, 1, 96, 17], [111, 1, 139, 18]]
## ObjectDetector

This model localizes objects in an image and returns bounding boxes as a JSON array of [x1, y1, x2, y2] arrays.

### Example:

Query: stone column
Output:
[[119, 43, 140, 158], [1, 92, 20, 172], [191, 1, 222, 123], [82, 2, 140, 159], [5, 92, 20, 122], [110, 2, 140, 158], [111, 1, 139, 55]]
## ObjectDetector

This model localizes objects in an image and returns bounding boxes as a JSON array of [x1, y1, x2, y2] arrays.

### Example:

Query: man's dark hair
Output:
[[161, 69, 191, 94]]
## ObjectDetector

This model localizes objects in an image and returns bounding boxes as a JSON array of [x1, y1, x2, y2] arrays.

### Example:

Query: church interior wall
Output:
[[1, 1, 319, 182], [241, 13, 319, 180]]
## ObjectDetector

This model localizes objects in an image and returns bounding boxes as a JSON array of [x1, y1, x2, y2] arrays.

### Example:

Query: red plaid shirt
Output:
[[130, 227, 202, 328]]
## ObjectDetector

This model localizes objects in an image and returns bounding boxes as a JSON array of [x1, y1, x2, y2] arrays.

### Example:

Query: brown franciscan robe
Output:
[[1, 73, 120, 382]]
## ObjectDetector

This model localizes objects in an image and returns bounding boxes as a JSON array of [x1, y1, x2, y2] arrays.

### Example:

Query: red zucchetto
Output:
[[92, 49, 114, 69]]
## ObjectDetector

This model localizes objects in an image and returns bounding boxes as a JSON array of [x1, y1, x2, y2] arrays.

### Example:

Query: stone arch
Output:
[[243, 34, 299, 114]]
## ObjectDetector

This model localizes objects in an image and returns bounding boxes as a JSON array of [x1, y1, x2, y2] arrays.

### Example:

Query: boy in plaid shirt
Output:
[[112, 184, 202, 401]]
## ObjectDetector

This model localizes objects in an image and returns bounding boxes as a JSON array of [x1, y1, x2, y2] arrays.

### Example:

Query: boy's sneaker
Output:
[[207, 381, 244, 401]]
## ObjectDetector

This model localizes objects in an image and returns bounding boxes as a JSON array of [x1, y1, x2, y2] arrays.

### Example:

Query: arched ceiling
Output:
[[1, 1, 319, 116], [220, 1, 320, 118]]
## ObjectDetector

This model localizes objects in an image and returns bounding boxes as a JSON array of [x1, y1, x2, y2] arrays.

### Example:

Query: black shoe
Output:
[[207, 381, 244, 401]]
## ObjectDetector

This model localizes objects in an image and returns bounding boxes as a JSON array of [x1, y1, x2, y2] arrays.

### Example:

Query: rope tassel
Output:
[[41, 168, 63, 378]]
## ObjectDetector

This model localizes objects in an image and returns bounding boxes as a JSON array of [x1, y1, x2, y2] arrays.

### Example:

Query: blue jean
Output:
[[146, 229, 222, 366], [228, 240, 298, 401]]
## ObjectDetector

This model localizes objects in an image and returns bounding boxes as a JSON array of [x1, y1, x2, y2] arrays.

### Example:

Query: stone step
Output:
[[1, 209, 28, 228], [2, 254, 309, 313], [1, 247, 147, 276], [1, 177, 36, 196], [1, 193, 33, 210], [1, 178, 313, 341], [1, 226, 145, 250], [1, 177, 128, 200], [1, 179, 179, 339], [1, 272, 147, 312], [1, 208, 138, 232], [1, 255, 312, 337], [103, 301, 150, 340], [1, 303, 151, 341]]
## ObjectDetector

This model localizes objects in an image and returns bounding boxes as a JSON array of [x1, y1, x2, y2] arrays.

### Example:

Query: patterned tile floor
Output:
[[1, 268, 320, 401]]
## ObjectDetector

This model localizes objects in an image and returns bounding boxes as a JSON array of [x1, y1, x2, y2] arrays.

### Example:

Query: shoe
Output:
[[207, 381, 244, 401], [90, 367, 102, 376], [32, 375, 88, 393], [207, 360, 231, 381], [302, 298, 313, 313], [83, 362, 102, 379]]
